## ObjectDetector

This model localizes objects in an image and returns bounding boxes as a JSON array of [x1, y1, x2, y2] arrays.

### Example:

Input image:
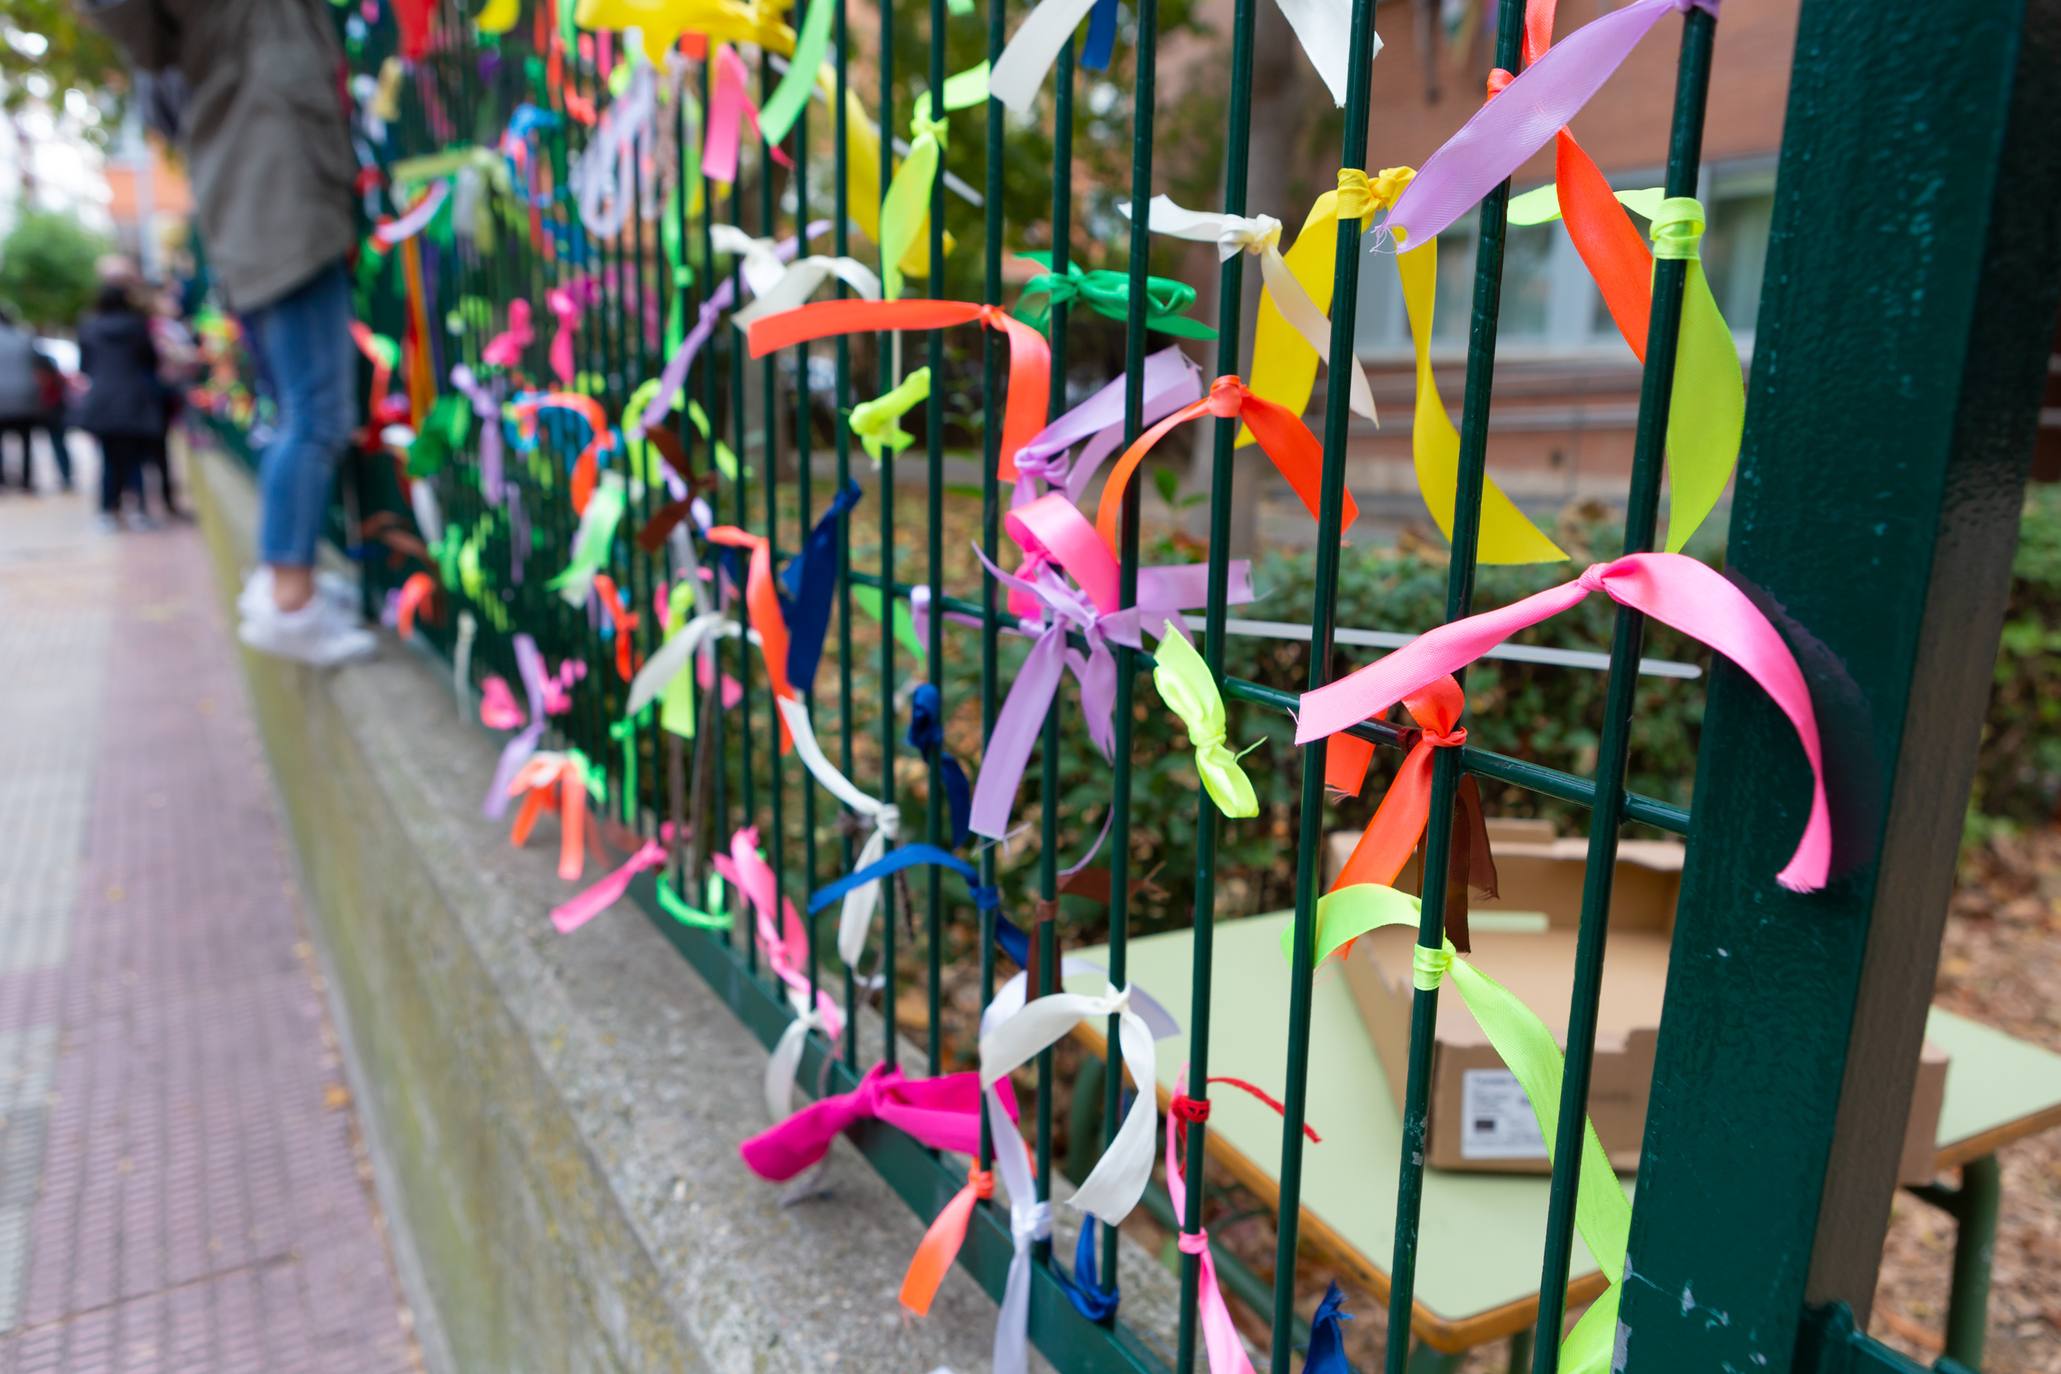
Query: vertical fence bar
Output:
[[1529, 16, 1714, 1368], [756, 52, 790, 1001], [924, 0, 949, 1079], [1269, 0, 1385, 1361], [977, 0, 1008, 1170], [877, 0, 902, 1071], [794, 61, 822, 1020], [699, 56, 737, 950], [834, 0, 863, 1070]]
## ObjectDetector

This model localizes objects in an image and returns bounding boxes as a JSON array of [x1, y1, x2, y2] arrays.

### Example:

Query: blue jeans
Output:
[[243, 263, 356, 566]]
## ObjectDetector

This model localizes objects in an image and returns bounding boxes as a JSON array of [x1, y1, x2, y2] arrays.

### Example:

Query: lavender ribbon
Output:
[[1012, 346, 1204, 507], [484, 634, 548, 820], [1385, 0, 1719, 250], [967, 552, 1255, 839], [635, 220, 833, 437], [450, 364, 505, 505]]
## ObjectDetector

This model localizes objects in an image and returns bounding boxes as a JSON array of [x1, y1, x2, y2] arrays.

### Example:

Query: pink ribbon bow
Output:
[[1295, 551, 1831, 891], [482, 299, 533, 370], [969, 492, 1255, 839], [546, 279, 597, 387], [739, 1062, 1021, 1181], [552, 836, 669, 935], [484, 634, 549, 820]]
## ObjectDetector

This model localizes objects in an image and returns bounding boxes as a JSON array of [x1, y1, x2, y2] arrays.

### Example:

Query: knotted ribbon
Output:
[[510, 389, 613, 514], [1149, 619, 1258, 819], [879, 63, 991, 299], [509, 750, 599, 881], [1297, 552, 1831, 891], [704, 526, 795, 749], [1323, 673, 1495, 951], [591, 572, 642, 681], [739, 1063, 1019, 1180], [1124, 195, 1371, 418], [730, 253, 882, 328], [746, 299, 1050, 480], [849, 368, 931, 463], [450, 364, 506, 503], [1382, 0, 1720, 250], [484, 635, 549, 819], [1292, 885, 1632, 1374], [1093, 374, 1355, 553], [1166, 1072, 1256, 1374], [907, 684, 972, 848], [576, 0, 799, 66], [779, 479, 864, 689], [547, 470, 627, 609], [551, 837, 667, 933], [716, 827, 845, 1105], [970, 492, 1255, 838], [1013, 252, 1216, 340], [1011, 346, 1203, 508], [777, 695, 902, 968], [900, 1159, 999, 1315], [545, 278, 596, 388], [656, 870, 732, 930], [756, 0, 835, 144], [571, 57, 658, 237], [395, 571, 437, 640], [989, 0, 1352, 115], [482, 298, 533, 369], [627, 607, 747, 737], [1304, 1283, 1353, 1373]]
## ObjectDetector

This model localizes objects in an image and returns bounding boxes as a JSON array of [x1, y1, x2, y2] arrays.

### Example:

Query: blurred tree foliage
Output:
[[1, 3, 128, 134], [0, 210, 112, 330]]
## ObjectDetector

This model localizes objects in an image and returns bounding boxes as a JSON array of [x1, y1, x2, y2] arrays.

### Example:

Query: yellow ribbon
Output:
[[878, 63, 989, 299], [576, 0, 798, 64], [1290, 884, 1630, 1374], [849, 367, 932, 463], [1648, 197, 1744, 553], [1150, 621, 1258, 819]]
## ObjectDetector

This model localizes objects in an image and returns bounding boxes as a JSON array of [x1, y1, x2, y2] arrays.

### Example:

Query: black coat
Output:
[[74, 309, 166, 439]]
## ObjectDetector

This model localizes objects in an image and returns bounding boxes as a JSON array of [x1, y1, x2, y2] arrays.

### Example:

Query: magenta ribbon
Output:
[[482, 298, 534, 369], [1384, 0, 1719, 250], [634, 221, 832, 438], [552, 836, 667, 934], [714, 826, 844, 1034], [1012, 346, 1204, 508], [739, 1063, 1023, 1181], [483, 634, 549, 821], [547, 278, 597, 387], [1295, 551, 1831, 891], [969, 493, 1254, 839], [703, 44, 794, 185]]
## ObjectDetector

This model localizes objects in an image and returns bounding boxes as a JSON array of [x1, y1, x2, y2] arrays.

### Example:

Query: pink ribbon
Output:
[[547, 279, 597, 387], [969, 493, 1253, 839], [552, 838, 666, 933], [484, 634, 549, 820], [1384, 0, 1718, 250], [1295, 552, 1830, 891], [480, 675, 524, 729], [482, 298, 534, 369], [703, 45, 794, 185], [739, 1063, 1021, 1181], [714, 827, 844, 1034], [1166, 1073, 1255, 1374]]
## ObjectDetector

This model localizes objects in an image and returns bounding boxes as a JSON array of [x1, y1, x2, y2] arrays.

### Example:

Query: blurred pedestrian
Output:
[[28, 349, 75, 492], [74, 280, 165, 532], [85, 0, 370, 665], [0, 308, 42, 490], [139, 283, 199, 519]]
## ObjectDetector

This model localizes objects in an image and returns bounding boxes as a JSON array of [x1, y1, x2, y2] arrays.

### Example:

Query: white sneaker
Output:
[[239, 566, 359, 621], [239, 596, 377, 667]]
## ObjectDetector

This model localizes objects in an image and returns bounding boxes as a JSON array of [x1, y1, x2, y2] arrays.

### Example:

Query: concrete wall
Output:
[[190, 445, 1161, 1373]]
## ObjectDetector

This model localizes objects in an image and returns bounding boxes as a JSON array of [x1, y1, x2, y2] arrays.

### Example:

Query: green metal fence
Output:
[[206, 0, 2061, 1369]]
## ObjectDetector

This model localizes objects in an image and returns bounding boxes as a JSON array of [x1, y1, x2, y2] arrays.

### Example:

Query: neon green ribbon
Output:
[[848, 367, 931, 463], [687, 400, 745, 480], [1505, 183, 1667, 227], [878, 63, 990, 299], [608, 708, 651, 823], [548, 474, 628, 605], [1288, 886, 1632, 1374], [657, 871, 732, 930], [1149, 622, 1258, 818], [1650, 196, 1744, 554], [757, 0, 836, 144], [1013, 252, 1216, 339], [659, 583, 701, 738], [853, 585, 924, 658]]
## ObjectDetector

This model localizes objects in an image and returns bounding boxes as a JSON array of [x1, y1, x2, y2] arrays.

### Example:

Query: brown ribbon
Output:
[[1403, 773, 1499, 954]]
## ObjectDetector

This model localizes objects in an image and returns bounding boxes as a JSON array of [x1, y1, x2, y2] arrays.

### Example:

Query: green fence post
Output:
[[1619, 2, 2061, 1371]]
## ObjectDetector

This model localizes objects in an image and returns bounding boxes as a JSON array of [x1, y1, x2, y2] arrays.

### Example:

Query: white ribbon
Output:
[[373, 180, 450, 247], [766, 991, 829, 1121], [980, 977, 1051, 1374], [1123, 194, 1376, 423], [573, 61, 660, 238], [773, 696, 902, 969], [454, 611, 477, 715], [991, 0, 1358, 116], [980, 971, 1166, 1222], [410, 474, 445, 549], [710, 225, 792, 301], [625, 611, 751, 717], [732, 256, 885, 329]]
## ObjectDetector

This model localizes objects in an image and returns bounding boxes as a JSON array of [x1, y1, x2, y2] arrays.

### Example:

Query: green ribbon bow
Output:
[[1150, 623, 1258, 818], [1290, 885, 1631, 1374], [657, 871, 732, 930], [1013, 252, 1216, 339], [848, 367, 932, 463]]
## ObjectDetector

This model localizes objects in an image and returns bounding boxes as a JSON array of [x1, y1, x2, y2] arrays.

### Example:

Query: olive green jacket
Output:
[[87, 0, 357, 312]]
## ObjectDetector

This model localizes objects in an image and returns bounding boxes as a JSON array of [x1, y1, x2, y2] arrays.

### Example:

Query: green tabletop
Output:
[[1069, 911, 2061, 1350]]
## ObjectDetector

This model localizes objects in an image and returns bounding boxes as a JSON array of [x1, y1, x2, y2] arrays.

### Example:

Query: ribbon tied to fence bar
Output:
[[779, 696, 903, 967], [1296, 552, 1831, 891], [1011, 346, 1203, 508], [849, 367, 931, 463], [1150, 620, 1259, 819], [1012, 253, 1215, 340], [739, 1062, 1020, 1180]]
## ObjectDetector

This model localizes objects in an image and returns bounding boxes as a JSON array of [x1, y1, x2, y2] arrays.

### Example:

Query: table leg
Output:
[[1943, 1154, 2000, 1370], [1406, 1343, 1461, 1373], [1506, 1327, 1534, 1373]]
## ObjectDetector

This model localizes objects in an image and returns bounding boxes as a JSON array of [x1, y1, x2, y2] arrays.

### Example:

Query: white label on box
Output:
[[1459, 1069, 1549, 1161]]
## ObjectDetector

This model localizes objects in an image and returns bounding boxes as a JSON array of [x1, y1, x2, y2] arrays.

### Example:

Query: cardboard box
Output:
[[1331, 822, 1949, 1183]]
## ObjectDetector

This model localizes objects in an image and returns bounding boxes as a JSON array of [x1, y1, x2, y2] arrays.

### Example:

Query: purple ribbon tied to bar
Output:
[[969, 493, 1255, 840], [1011, 345, 1204, 510], [483, 633, 549, 820], [1383, 0, 1720, 251], [449, 363, 506, 505]]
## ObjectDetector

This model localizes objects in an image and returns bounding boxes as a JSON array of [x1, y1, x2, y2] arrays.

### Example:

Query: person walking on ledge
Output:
[[87, 0, 373, 665]]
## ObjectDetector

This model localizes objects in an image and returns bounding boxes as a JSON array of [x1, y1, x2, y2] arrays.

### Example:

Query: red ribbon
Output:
[[1094, 375, 1358, 553], [591, 573, 642, 681], [745, 299, 1051, 480], [704, 525, 794, 751], [395, 571, 438, 640]]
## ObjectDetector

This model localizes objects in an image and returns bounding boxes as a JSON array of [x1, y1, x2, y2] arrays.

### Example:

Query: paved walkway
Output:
[[0, 443, 419, 1374]]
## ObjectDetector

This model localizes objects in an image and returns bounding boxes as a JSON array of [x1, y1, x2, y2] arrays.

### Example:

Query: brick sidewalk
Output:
[[0, 471, 419, 1374]]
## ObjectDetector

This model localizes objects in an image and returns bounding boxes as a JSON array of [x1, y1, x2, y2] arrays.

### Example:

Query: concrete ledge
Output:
[[190, 443, 1182, 1373]]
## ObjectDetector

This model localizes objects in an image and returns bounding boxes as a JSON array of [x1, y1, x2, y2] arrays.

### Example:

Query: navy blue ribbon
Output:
[[906, 683, 972, 848], [1082, 0, 1118, 69], [779, 480, 863, 691], [1056, 1218, 1121, 1322], [1303, 1281, 1352, 1372], [808, 843, 999, 916]]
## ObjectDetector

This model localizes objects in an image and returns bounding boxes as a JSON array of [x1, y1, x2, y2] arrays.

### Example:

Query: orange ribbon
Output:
[[899, 1160, 1000, 1316], [509, 753, 591, 882], [704, 525, 795, 752], [1094, 374, 1358, 553], [745, 299, 1051, 480], [511, 392, 614, 513], [1324, 673, 1496, 952], [1500, 0, 1652, 358], [395, 570, 438, 640], [591, 573, 642, 681]]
